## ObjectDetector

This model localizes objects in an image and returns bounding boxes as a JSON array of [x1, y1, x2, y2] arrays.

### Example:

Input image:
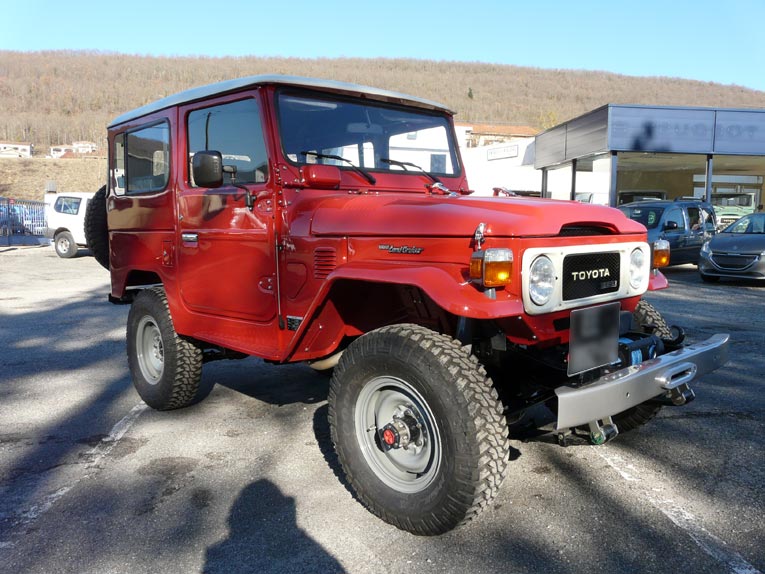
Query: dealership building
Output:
[[535, 104, 765, 210], [464, 104, 765, 220]]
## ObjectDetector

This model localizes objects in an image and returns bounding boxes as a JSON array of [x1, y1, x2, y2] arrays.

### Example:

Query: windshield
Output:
[[723, 213, 765, 234], [276, 90, 460, 177], [618, 205, 665, 229]]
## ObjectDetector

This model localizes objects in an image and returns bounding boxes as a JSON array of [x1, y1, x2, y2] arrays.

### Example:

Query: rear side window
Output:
[[112, 121, 171, 196], [53, 196, 82, 215], [187, 98, 268, 187]]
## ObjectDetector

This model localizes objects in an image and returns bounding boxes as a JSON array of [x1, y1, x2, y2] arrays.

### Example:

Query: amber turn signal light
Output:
[[470, 248, 514, 288], [653, 240, 670, 268]]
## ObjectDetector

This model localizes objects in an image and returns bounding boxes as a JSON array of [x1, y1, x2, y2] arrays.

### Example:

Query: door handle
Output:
[[181, 232, 198, 245]]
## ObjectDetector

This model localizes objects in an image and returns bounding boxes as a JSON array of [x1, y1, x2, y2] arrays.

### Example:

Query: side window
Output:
[[687, 207, 701, 230], [664, 208, 685, 231], [125, 122, 170, 194], [53, 197, 82, 215], [187, 99, 268, 186], [111, 133, 126, 196]]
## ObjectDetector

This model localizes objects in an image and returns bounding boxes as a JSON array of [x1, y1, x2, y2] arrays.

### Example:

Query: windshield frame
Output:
[[274, 88, 462, 180]]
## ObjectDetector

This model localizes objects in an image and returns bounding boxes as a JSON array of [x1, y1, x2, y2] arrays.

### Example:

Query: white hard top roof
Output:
[[109, 74, 454, 127]]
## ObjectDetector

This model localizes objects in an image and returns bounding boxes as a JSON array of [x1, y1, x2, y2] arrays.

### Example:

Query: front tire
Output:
[[54, 231, 78, 258], [127, 287, 204, 410], [328, 324, 510, 535], [611, 299, 670, 432], [632, 299, 672, 339]]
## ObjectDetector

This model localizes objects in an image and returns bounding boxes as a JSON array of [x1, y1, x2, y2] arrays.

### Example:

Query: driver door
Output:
[[177, 96, 277, 329]]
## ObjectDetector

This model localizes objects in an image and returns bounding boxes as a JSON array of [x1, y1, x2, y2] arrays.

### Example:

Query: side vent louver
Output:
[[314, 247, 337, 279]]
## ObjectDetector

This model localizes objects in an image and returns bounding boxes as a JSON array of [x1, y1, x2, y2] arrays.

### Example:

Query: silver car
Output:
[[699, 213, 765, 282]]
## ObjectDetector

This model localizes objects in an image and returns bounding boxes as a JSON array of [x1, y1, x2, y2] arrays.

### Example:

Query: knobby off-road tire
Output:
[[632, 299, 672, 339], [328, 324, 510, 535], [54, 231, 78, 258], [84, 185, 109, 269], [611, 299, 671, 432], [127, 287, 204, 410]]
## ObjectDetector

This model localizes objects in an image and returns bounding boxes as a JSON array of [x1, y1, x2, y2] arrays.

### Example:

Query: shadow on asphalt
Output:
[[203, 479, 345, 574]]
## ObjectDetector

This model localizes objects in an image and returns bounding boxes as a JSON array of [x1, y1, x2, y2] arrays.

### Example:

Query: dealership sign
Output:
[[487, 145, 519, 161]]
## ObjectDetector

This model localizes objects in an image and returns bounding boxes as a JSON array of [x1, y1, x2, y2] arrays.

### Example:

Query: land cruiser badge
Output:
[[379, 244, 424, 255]]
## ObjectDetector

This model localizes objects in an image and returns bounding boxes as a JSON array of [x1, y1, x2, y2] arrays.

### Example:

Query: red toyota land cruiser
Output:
[[86, 75, 729, 535]]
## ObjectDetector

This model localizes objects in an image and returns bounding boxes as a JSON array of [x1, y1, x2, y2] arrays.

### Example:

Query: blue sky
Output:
[[2, 0, 764, 91]]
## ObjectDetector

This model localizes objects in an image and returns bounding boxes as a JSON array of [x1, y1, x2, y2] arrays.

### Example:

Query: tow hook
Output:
[[665, 382, 695, 406], [378, 410, 422, 452], [658, 361, 697, 406], [588, 417, 619, 445]]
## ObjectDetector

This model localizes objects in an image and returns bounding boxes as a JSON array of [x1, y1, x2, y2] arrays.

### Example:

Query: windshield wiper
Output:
[[380, 158, 441, 183], [299, 151, 376, 184]]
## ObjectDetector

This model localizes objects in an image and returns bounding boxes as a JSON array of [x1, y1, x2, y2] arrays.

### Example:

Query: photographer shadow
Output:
[[204, 479, 345, 574]]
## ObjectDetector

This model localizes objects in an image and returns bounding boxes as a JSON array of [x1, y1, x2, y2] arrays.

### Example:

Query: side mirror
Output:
[[663, 221, 679, 231], [192, 151, 224, 188]]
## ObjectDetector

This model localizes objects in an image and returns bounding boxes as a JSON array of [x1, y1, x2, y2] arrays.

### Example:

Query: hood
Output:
[[710, 233, 765, 253], [310, 195, 645, 237]]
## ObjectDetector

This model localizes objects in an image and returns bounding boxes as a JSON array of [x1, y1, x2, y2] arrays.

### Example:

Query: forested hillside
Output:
[[2, 50, 765, 150]]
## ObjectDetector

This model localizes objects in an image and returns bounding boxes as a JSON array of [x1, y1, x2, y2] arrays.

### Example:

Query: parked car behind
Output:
[[698, 213, 765, 282], [44, 192, 94, 258], [619, 199, 717, 265]]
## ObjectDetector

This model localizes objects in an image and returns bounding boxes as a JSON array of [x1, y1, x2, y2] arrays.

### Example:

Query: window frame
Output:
[[53, 196, 82, 215], [111, 119, 172, 197], [274, 87, 462, 178], [184, 95, 270, 189]]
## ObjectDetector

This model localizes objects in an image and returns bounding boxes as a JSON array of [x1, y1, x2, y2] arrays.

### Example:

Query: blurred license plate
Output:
[[568, 302, 620, 376]]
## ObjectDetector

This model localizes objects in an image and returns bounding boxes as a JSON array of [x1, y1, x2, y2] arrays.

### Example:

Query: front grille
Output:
[[562, 252, 620, 301], [314, 247, 337, 279], [711, 252, 758, 270]]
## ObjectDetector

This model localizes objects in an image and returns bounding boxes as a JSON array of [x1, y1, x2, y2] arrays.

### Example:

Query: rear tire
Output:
[[54, 231, 78, 258], [329, 324, 509, 535], [127, 287, 204, 410], [84, 185, 109, 269]]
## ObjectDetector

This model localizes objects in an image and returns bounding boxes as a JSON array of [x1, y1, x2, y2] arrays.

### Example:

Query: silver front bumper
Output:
[[555, 334, 730, 430]]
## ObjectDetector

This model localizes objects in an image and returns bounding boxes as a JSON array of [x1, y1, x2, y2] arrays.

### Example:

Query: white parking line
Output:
[[594, 448, 761, 574], [2, 402, 147, 540]]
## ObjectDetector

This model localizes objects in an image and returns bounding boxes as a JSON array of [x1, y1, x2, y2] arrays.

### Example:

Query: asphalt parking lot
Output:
[[0, 245, 763, 574]]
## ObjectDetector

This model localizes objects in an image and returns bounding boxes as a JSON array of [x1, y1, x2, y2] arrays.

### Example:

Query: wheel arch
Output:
[[284, 263, 523, 362]]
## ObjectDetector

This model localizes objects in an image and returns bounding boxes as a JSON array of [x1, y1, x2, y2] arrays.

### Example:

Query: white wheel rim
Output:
[[354, 376, 442, 493], [136, 315, 164, 385]]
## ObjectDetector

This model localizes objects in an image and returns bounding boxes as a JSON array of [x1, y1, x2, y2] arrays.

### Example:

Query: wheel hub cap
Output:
[[355, 376, 442, 493]]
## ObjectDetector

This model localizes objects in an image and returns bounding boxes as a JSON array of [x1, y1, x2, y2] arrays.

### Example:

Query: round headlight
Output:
[[629, 247, 646, 289], [529, 255, 555, 305]]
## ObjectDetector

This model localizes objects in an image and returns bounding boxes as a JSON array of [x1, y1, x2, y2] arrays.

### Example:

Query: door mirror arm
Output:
[[222, 165, 254, 211]]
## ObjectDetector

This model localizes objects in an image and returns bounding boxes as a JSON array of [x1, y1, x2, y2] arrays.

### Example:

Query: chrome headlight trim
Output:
[[629, 247, 647, 289], [529, 255, 556, 306]]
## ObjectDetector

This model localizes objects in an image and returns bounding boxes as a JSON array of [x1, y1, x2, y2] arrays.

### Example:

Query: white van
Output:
[[44, 192, 95, 258]]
